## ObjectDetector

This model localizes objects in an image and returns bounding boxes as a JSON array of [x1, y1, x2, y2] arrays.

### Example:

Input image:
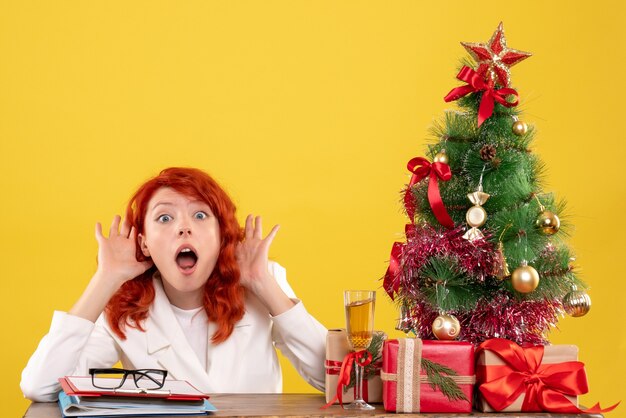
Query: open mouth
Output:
[[176, 247, 198, 273]]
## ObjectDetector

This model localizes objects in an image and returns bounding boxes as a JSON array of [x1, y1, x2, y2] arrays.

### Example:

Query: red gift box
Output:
[[476, 339, 579, 412], [476, 338, 619, 414], [381, 338, 475, 413]]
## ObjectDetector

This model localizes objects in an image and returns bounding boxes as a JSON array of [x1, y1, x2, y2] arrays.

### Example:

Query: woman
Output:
[[21, 167, 327, 402]]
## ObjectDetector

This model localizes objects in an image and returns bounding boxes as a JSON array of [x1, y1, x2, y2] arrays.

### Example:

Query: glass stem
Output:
[[354, 362, 364, 402]]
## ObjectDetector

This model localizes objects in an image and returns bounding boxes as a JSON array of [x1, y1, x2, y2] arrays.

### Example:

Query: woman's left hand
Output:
[[236, 215, 294, 315]]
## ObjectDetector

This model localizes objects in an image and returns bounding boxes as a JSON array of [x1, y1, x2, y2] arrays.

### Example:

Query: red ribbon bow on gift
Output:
[[444, 66, 519, 127], [404, 157, 454, 229], [322, 350, 373, 409], [325, 359, 382, 403], [477, 338, 619, 414]]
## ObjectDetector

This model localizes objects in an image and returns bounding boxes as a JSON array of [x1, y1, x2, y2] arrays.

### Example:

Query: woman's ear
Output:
[[139, 233, 151, 257]]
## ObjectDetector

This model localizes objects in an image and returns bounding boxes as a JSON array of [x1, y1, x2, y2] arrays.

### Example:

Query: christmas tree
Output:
[[384, 23, 591, 346]]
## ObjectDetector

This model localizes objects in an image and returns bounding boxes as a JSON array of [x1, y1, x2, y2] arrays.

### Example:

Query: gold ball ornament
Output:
[[433, 150, 449, 165], [432, 314, 461, 340], [512, 120, 528, 136], [536, 210, 560, 235], [511, 263, 540, 293], [563, 289, 591, 317]]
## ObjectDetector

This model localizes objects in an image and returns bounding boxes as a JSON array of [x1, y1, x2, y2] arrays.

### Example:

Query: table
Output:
[[23, 393, 604, 417]]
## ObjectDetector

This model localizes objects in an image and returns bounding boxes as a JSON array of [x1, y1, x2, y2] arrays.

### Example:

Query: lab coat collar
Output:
[[145, 274, 211, 388]]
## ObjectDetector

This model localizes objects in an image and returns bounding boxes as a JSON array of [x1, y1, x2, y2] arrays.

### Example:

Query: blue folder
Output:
[[58, 390, 217, 417]]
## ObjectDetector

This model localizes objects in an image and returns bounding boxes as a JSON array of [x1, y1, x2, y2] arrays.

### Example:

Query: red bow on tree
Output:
[[477, 339, 619, 414], [383, 225, 416, 299], [383, 242, 403, 299], [444, 66, 519, 127], [404, 157, 454, 229]]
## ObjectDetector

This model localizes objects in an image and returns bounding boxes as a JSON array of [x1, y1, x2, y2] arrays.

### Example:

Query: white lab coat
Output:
[[21, 262, 327, 402]]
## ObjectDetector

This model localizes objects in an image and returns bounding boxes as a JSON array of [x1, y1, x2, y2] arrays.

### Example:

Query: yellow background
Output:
[[2, 1, 625, 416]]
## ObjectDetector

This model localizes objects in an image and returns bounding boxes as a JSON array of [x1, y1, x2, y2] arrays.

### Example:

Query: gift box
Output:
[[476, 338, 585, 413], [324, 329, 385, 405], [381, 338, 475, 413]]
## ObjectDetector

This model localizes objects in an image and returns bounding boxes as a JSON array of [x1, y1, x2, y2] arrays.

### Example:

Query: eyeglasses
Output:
[[89, 368, 168, 390]]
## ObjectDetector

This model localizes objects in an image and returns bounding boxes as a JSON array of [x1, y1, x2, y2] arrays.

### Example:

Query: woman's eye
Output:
[[157, 214, 172, 223], [194, 211, 208, 220]]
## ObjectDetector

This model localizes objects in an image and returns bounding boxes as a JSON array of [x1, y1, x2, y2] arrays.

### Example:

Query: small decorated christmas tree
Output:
[[384, 23, 591, 346]]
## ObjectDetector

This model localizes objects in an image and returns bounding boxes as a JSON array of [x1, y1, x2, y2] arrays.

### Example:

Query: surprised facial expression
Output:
[[139, 187, 221, 309]]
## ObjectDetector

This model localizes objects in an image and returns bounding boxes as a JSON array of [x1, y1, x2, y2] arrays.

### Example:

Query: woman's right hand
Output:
[[95, 215, 153, 286], [69, 216, 153, 322]]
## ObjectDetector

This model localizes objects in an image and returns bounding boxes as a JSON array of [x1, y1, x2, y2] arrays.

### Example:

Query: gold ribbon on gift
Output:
[[380, 339, 476, 413]]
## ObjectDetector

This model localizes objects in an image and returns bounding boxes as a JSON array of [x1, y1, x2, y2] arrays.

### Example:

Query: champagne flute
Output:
[[343, 290, 376, 410]]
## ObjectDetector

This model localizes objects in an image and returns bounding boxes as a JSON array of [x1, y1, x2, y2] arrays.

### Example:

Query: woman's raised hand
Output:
[[69, 216, 153, 322], [95, 215, 153, 286], [236, 215, 279, 288], [236, 215, 293, 315]]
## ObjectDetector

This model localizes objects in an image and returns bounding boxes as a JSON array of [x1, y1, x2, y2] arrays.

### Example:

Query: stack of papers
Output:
[[57, 376, 217, 417]]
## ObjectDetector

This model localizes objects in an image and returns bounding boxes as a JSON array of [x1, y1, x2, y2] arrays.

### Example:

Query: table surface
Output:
[[23, 393, 604, 418]]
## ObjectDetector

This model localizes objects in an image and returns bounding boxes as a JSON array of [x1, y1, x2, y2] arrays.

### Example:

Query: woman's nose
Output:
[[178, 226, 192, 236]]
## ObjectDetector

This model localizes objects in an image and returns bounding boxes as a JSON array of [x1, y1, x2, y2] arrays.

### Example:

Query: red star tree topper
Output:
[[461, 22, 531, 87]]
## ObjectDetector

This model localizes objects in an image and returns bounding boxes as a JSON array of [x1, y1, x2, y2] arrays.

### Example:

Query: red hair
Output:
[[105, 167, 245, 344]]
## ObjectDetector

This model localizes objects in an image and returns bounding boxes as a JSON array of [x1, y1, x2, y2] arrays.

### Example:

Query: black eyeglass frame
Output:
[[88, 368, 168, 390]]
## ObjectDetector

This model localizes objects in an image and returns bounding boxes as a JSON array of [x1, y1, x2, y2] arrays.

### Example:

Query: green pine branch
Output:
[[429, 111, 478, 144], [421, 358, 469, 402], [418, 256, 480, 311]]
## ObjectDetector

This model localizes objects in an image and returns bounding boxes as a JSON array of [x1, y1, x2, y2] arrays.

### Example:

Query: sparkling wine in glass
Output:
[[344, 290, 376, 410]]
